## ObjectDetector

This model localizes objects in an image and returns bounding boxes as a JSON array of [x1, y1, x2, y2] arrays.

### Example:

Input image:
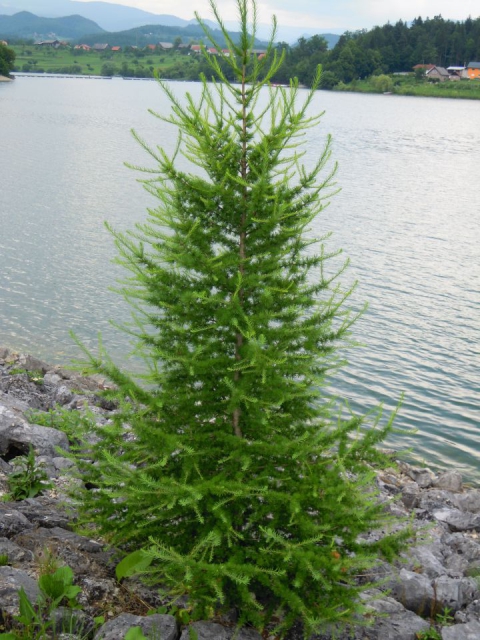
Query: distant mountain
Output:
[[0, 1, 193, 31], [0, 10, 105, 39], [312, 33, 340, 49], [0, 1, 344, 44]]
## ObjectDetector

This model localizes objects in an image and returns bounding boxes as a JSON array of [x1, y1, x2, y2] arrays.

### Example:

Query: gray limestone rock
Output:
[[0, 506, 34, 537], [415, 470, 435, 489], [390, 568, 434, 616], [43, 372, 63, 387], [433, 575, 478, 612], [94, 613, 177, 640], [180, 622, 263, 640], [367, 594, 406, 614], [455, 491, 480, 514], [433, 508, 480, 532], [0, 537, 34, 564], [9, 496, 72, 529], [15, 353, 49, 374], [0, 403, 68, 464], [418, 489, 458, 512], [369, 610, 431, 639], [54, 385, 74, 406], [77, 577, 118, 609], [0, 566, 40, 615], [0, 395, 30, 419], [180, 621, 230, 640], [463, 598, 480, 622], [3, 422, 69, 457], [13, 526, 107, 576], [406, 545, 447, 578], [434, 471, 463, 493], [402, 482, 420, 509], [441, 619, 480, 639], [0, 373, 47, 409]]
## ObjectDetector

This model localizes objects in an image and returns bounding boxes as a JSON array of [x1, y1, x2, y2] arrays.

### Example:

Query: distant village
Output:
[[413, 62, 480, 80], [10, 39, 268, 59]]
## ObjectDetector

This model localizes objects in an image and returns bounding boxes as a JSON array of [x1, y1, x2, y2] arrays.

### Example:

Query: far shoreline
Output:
[[8, 71, 480, 100]]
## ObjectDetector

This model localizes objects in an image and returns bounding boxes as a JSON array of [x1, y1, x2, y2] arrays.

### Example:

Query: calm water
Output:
[[0, 77, 479, 480]]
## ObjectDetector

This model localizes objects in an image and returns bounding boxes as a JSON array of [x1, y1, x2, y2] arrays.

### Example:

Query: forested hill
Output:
[[273, 15, 480, 86], [331, 16, 480, 79], [0, 11, 105, 39], [76, 22, 267, 49]]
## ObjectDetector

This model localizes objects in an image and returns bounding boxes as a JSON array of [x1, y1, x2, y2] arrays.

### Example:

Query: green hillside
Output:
[[75, 22, 267, 48], [0, 11, 105, 40]]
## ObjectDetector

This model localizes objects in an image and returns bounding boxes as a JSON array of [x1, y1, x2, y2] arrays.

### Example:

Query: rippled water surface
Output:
[[0, 78, 479, 479]]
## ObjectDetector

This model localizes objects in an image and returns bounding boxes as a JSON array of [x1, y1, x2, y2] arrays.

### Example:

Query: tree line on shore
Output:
[[271, 15, 480, 87], [4, 13, 480, 90]]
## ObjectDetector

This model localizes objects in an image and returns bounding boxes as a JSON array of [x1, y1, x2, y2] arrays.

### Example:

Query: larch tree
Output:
[[70, 0, 409, 636]]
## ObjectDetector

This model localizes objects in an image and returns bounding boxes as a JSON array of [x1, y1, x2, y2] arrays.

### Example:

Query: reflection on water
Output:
[[0, 79, 479, 480]]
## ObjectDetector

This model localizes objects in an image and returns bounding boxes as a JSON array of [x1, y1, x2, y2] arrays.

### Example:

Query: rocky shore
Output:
[[1, 346, 480, 639]]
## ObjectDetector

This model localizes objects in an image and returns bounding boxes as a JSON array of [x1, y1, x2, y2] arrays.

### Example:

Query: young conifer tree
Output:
[[71, 0, 409, 636]]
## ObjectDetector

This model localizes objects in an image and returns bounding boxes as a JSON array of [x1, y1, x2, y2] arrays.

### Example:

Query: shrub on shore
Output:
[[68, 0, 410, 636]]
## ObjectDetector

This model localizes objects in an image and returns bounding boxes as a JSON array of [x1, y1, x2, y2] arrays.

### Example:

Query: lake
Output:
[[0, 76, 479, 480]]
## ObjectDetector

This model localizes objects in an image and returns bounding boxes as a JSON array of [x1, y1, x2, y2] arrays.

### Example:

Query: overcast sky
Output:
[[76, 0, 480, 30]]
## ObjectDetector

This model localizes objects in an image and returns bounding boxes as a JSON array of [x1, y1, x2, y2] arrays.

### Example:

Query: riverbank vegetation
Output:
[[336, 74, 480, 100], [0, 41, 15, 77]]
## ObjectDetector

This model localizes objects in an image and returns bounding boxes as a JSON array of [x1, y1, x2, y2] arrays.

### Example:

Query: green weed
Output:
[[5, 446, 51, 501]]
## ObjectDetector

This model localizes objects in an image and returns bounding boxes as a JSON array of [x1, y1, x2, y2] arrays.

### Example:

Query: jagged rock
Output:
[[13, 527, 108, 577], [180, 621, 263, 640], [415, 470, 435, 489], [179, 622, 229, 640], [43, 372, 63, 387], [463, 598, 480, 622], [0, 506, 34, 537], [0, 422, 70, 458], [0, 373, 48, 409], [94, 613, 177, 640], [15, 353, 50, 374], [433, 575, 478, 612], [405, 545, 446, 578], [441, 619, 480, 639], [0, 404, 25, 430], [434, 471, 463, 493], [368, 610, 431, 639], [7, 496, 72, 529], [54, 385, 75, 406], [442, 532, 480, 561], [419, 489, 458, 512], [76, 576, 118, 612], [0, 566, 40, 615], [366, 593, 406, 614], [53, 456, 75, 471], [402, 481, 420, 508], [455, 491, 480, 514], [390, 569, 434, 616], [433, 508, 480, 532], [0, 537, 35, 564]]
